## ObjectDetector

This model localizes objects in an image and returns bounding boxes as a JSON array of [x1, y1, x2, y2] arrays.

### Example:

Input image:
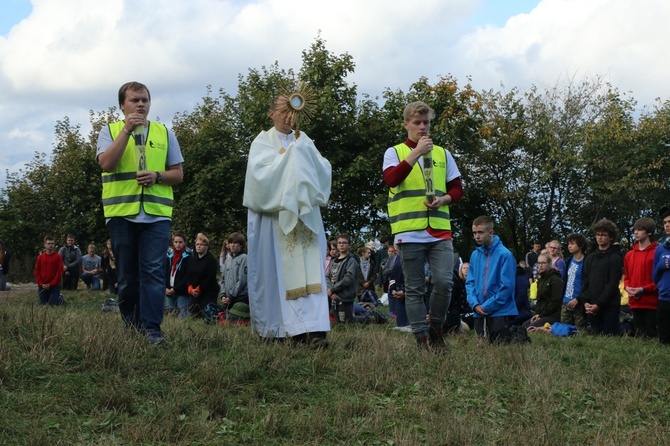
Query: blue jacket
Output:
[[653, 240, 670, 301], [466, 235, 518, 318]]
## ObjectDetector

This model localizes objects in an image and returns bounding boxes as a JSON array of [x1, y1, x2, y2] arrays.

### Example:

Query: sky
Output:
[[1, 0, 669, 192]]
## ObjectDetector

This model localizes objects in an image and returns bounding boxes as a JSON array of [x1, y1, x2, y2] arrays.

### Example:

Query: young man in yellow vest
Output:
[[383, 101, 463, 350], [97, 81, 184, 345]]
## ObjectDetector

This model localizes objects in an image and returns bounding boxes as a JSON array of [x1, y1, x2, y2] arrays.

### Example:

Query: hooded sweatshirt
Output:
[[465, 235, 518, 318], [624, 241, 658, 310], [652, 239, 670, 302], [578, 244, 623, 312]]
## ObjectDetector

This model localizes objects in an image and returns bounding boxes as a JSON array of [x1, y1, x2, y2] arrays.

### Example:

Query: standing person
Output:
[[97, 81, 184, 345], [560, 233, 588, 331], [102, 239, 118, 294], [34, 236, 65, 306], [80, 243, 103, 290], [624, 218, 659, 339], [578, 219, 623, 336], [165, 232, 191, 318], [525, 241, 541, 283], [653, 208, 670, 344], [327, 234, 369, 324], [0, 239, 9, 291], [466, 216, 518, 343], [548, 240, 566, 280], [383, 101, 463, 349], [243, 95, 331, 347], [357, 245, 378, 304], [186, 233, 219, 317], [59, 234, 82, 290], [522, 253, 563, 329], [219, 232, 249, 309]]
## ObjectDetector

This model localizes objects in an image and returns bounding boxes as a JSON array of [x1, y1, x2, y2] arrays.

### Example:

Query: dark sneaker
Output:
[[308, 337, 330, 350], [148, 333, 169, 346]]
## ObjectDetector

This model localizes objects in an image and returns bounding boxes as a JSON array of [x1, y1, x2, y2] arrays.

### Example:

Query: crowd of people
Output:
[[14, 83, 670, 351]]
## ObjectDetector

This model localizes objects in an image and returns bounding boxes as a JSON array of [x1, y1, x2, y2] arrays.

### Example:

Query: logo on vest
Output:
[[434, 160, 446, 169], [149, 141, 167, 151]]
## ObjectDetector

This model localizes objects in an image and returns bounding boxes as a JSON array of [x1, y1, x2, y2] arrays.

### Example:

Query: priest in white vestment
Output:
[[243, 95, 332, 345]]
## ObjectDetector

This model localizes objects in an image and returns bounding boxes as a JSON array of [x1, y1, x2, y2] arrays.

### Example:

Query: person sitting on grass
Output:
[[34, 236, 65, 306], [165, 231, 191, 318], [522, 253, 563, 330], [81, 243, 103, 290], [187, 233, 219, 317], [326, 234, 369, 324], [219, 232, 249, 311]]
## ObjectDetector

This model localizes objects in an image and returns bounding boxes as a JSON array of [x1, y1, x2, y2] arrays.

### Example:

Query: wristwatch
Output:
[[155, 171, 163, 184]]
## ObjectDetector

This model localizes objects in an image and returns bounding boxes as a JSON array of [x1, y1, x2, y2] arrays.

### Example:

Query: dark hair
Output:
[[172, 231, 187, 243], [634, 217, 656, 236], [660, 207, 670, 220], [592, 219, 618, 240], [337, 234, 351, 244], [44, 236, 55, 243], [566, 233, 588, 253], [227, 232, 246, 245], [118, 81, 151, 107]]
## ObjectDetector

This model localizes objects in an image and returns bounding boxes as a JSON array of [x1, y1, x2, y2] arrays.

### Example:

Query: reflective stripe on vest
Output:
[[101, 121, 173, 218], [387, 143, 451, 234]]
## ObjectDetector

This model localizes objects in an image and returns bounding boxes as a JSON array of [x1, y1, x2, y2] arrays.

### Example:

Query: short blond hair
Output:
[[403, 101, 435, 122]]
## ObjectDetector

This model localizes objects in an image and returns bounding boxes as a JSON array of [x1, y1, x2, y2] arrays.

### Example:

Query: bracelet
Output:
[[123, 128, 132, 136]]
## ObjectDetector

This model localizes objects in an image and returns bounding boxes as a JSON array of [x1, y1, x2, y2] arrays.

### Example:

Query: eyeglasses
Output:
[[537, 261, 550, 265], [549, 246, 559, 250]]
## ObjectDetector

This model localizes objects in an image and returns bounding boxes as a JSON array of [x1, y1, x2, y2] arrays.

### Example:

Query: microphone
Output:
[[134, 125, 147, 172], [423, 135, 435, 203]]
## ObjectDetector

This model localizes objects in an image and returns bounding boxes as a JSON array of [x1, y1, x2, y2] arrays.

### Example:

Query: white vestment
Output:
[[243, 128, 332, 338]]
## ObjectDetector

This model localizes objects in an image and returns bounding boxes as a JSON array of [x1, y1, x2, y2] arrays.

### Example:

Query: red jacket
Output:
[[34, 251, 64, 288], [624, 242, 658, 310]]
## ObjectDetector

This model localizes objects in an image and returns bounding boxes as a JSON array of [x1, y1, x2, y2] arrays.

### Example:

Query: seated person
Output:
[[81, 243, 103, 290], [219, 232, 249, 309], [509, 262, 533, 326], [186, 233, 219, 317], [523, 253, 563, 329]]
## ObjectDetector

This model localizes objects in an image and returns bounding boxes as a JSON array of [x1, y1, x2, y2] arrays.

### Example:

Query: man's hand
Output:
[[221, 296, 231, 306], [474, 304, 488, 316], [414, 136, 433, 156], [424, 195, 451, 210]]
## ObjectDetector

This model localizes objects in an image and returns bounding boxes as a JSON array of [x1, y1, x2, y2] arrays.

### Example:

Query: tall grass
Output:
[[1, 286, 670, 445]]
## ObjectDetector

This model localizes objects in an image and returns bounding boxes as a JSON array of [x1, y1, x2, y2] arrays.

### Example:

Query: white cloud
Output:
[[0, 0, 668, 190]]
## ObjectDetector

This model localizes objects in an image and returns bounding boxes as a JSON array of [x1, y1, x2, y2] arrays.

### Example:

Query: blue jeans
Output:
[[38, 286, 62, 305], [108, 218, 170, 336], [165, 294, 191, 319], [81, 273, 101, 290], [389, 295, 409, 327], [398, 240, 454, 339]]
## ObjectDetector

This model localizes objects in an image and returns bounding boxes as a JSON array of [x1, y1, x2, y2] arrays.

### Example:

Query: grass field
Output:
[[1, 285, 670, 445]]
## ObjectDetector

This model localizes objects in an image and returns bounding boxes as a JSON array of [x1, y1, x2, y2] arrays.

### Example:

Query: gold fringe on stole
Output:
[[285, 283, 323, 300]]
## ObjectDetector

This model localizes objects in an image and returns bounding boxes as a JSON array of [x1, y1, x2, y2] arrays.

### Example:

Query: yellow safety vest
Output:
[[101, 121, 173, 218], [387, 143, 451, 234]]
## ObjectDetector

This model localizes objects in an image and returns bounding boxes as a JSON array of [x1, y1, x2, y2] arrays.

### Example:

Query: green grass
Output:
[[2, 285, 670, 445]]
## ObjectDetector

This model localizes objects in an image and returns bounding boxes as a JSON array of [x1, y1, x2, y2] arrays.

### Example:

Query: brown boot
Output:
[[416, 335, 431, 351], [428, 325, 447, 351]]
